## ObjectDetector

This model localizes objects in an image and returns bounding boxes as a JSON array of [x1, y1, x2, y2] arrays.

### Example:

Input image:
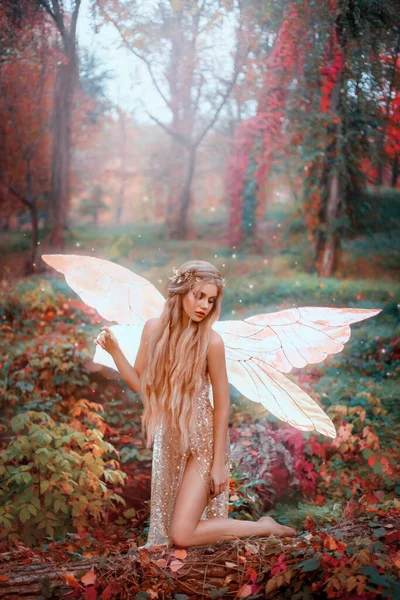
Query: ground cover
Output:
[[0, 232, 399, 599]]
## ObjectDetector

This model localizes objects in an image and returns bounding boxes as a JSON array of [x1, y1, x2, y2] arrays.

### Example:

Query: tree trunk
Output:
[[26, 202, 39, 274], [315, 25, 344, 278], [316, 170, 341, 277], [165, 140, 185, 239], [376, 36, 400, 186], [115, 110, 127, 224], [175, 147, 197, 239], [391, 155, 399, 188], [49, 42, 77, 249]]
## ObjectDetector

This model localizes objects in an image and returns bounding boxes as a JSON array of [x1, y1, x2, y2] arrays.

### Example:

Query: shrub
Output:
[[0, 410, 127, 545]]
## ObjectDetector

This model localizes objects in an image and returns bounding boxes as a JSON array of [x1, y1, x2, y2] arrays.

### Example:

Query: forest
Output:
[[0, 0, 399, 598]]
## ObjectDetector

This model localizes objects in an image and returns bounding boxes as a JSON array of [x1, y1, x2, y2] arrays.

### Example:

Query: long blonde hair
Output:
[[140, 260, 225, 453]]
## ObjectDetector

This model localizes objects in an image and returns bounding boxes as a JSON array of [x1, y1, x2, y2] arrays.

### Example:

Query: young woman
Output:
[[95, 260, 296, 548]]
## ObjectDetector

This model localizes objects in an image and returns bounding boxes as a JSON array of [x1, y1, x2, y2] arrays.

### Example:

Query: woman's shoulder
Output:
[[143, 317, 159, 340], [208, 329, 224, 352], [210, 328, 223, 343], [146, 317, 159, 329]]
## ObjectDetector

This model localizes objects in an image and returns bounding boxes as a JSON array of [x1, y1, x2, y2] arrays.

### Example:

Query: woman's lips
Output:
[[195, 311, 206, 316]]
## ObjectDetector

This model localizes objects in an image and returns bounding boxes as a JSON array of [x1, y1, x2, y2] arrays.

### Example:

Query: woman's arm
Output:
[[111, 346, 141, 393], [207, 332, 230, 465], [95, 319, 155, 394]]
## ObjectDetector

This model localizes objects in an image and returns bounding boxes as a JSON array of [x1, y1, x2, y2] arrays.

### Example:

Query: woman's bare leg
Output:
[[170, 453, 295, 548]]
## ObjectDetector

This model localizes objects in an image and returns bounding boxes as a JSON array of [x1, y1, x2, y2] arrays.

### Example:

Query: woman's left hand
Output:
[[210, 462, 228, 499]]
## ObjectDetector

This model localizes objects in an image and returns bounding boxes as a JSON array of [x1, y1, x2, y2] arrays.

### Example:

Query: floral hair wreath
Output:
[[168, 267, 227, 288]]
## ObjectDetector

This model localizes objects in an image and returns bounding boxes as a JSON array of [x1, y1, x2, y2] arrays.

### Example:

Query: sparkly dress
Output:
[[143, 364, 231, 548]]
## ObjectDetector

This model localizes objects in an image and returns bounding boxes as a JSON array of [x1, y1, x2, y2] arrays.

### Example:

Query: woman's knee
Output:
[[170, 523, 193, 548]]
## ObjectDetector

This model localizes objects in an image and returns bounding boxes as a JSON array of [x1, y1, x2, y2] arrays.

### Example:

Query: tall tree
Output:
[[37, 0, 82, 249], [0, 4, 55, 272], [95, 0, 253, 238], [301, 0, 399, 277], [225, 0, 400, 275], [376, 33, 400, 185], [226, 1, 306, 249]]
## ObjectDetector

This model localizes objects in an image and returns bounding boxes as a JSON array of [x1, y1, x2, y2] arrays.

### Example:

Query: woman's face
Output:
[[182, 282, 219, 322]]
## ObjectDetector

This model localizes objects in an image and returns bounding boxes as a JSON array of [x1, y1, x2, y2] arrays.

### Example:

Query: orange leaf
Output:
[[63, 572, 80, 588], [323, 535, 338, 550], [368, 455, 377, 467], [156, 558, 167, 567], [237, 584, 252, 597], [172, 549, 187, 560], [81, 567, 96, 586], [0, 575, 8, 582]]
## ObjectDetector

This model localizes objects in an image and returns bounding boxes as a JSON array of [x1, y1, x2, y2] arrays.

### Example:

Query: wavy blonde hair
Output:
[[140, 260, 225, 453]]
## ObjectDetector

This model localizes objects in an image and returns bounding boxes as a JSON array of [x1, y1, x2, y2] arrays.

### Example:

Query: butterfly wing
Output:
[[213, 307, 382, 438], [42, 254, 166, 372], [41, 254, 165, 325], [92, 323, 144, 372]]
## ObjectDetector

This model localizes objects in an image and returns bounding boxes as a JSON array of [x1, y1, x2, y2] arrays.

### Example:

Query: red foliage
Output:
[[319, 28, 344, 113], [226, 4, 306, 247], [0, 9, 58, 215]]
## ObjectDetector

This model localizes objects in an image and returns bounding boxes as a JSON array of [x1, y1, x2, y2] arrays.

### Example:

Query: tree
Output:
[[36, 0, 82, 249], [376, 34, 400, 186], [95, 0, 252, 239], [225, 0, 400, 275], [225, 1, 306, 249], [0, 5, 55, 272], [301, 0, 399, 277]]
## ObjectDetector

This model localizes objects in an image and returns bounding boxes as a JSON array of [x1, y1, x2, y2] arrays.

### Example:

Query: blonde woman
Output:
[[95, 260, 296, 549]]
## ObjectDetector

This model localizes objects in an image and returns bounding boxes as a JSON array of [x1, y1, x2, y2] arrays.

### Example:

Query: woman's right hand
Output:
[[94, 326, 120, 356]]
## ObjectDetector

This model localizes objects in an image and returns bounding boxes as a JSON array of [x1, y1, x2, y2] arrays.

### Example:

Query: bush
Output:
[[347, 187, 400, 234], [0, 409, 127, 545]]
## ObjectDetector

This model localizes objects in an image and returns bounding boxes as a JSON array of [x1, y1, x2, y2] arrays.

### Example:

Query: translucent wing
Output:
[[42, 254, 166, 372], [91, 324, 144, 372], [213, 307, 382, 439], [41, 254, 165, 325]]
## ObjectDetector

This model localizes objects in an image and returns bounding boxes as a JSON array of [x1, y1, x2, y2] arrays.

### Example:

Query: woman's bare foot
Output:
[[256, 516, 296, 538]]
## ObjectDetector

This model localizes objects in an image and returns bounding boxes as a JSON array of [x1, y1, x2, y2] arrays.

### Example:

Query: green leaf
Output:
[[298, 557, 321, 572], [360, 565, 393, 588], [372, 527, 387, 538], [19, 507, 31, 523], [27, 504, 37, 516]]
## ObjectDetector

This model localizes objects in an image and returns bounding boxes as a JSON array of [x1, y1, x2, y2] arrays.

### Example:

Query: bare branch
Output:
[[194, 46, 250, 148], [95, 4, 172, 110], [146, 112, 191, 148], [4, 182, 33, 208], [70, 0, 82, 40]]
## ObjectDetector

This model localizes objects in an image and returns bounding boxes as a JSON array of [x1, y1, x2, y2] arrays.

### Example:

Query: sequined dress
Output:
[[143, 364, 231, 548]]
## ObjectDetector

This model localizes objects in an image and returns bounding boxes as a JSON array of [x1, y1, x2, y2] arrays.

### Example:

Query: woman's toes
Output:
[[258, 516, 296, 537]]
